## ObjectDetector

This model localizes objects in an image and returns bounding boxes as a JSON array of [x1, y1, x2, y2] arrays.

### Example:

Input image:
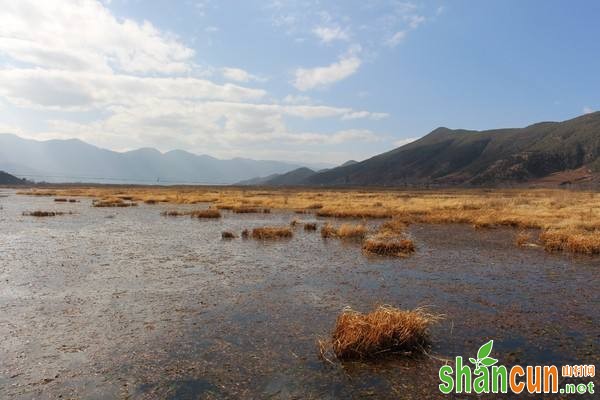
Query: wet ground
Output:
[[0, 189, 598, 399]]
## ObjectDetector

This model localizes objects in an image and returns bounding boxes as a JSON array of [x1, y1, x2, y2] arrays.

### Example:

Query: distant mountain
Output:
[[340, 160, 358, 167], [0, 170, 28, 185], [243, 112, 600, 187], [238, 167, 315, 186], [0, 134, 333, 184]]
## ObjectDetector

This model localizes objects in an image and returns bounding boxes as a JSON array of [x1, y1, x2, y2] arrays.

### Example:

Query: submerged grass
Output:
[[190, 209, 221, 218], [321, 305, 440, 360], [92, 198, 137, 208]]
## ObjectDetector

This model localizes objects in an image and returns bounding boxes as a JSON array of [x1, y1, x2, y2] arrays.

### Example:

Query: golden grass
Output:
[[322, 305, 440, 360], [540, 229, 600, 255], [515, 231, 531, 247], [321, 223, 337, 238], [221, 231, 237, 239], [320, 223, 368, 239], [251, 226, 293, 240], [362, 232, 415, 257], [23, 186, 600, 255], [92, 198, 137, 207]]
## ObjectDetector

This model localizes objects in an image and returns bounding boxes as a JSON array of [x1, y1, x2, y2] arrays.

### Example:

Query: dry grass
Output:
[[362, 232, 415, 257], [92, 198, 137, 208], [322, 305, 440, 360], [25, 186, 600, 255], [221, 231, 237, 239], [321, 223, 337, 238], [515, 231, 531, 247], [23, 211, 68, 217], [190, 209, 221, 218], [251, 226, 293, 240], [241, 229, 250, 239], [540, 229, 600, 255], [161, 210, 188, 217], [54, 198, 67, 202], [232, 206, 270, 214], [304, 222, 317, 231]]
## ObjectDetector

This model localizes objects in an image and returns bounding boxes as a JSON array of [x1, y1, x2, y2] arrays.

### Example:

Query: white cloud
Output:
[[221, 67, 265, 83], [293, 47, 362, 91], [386, 31, 407, 47], [0, 0, 390, 163], [583, 106, 594, 114], [0, 0, 194, 74], [312, 26, 349, 43]]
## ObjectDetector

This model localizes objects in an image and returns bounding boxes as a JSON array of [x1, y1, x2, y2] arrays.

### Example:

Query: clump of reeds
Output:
[[321, 223, 337, 238], [306, 203, 324, 209], [241, 229, 250, 239], [190, 209, 221, 219], [290, 218, 302, 227], [216, 204, 235, 210], [251, 226, 293, 239], [320, 305, 440, 360], [92, 198, 137, 208], [23, 211, 67, 217], [362, 232, 415, 256], [320, 223, 367, 239], [68, 199, 78, 203], [379, 218, 407, 234], [221, 231, 237, 239], [54, 198, 67, 202], [304, 222, 317, 231], [540, 229, 600, 255], [144, 199, 158, 204], [337, 223, 368, 239]]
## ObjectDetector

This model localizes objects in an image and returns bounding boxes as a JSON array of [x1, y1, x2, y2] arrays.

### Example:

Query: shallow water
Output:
[[0, 190, 598, 399]]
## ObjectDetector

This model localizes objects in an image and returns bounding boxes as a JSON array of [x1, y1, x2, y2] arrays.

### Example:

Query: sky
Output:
[[0, 0, 599, 164]]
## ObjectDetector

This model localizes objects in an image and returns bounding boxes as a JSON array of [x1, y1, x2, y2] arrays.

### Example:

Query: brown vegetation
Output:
[[304, 222, 317, 231], [23, 211, 68, 217], [190, 209, 221, 218], [221, 231, 237, 239], [54, 198, 67, 202], [241, 229, 250, 239], [362, 232, 415, 257], [23, 187, 600, 255], [322, 305, 439, 360], [92, 198, 137, 207], [251, 226, 293, 240], [320, 223, 367, 239]]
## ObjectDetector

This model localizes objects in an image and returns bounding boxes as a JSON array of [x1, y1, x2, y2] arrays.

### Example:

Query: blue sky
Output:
[[0, 0, 598, 164]]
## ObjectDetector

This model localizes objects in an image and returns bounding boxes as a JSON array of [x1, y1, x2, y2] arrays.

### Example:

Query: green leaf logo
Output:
[[478, 340, 493, 359], [470, 340, 498, 371]]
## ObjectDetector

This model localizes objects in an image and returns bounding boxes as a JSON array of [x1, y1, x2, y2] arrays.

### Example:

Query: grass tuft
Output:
[[251, 226, 293, 240], [221, 231, 237, 239], [93, 198, 137, 208], [323, 305, 440, 360], [304, 222, 317, 231], [190, 209, 222, 219], [362, 232, 415, 256], [23, 211, 69, 217]]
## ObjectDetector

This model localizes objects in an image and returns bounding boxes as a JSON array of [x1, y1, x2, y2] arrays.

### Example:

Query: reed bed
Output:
[[92, 198, 137, 208], [24, 187, 600, 255], [251, 226, 293, 240], [362, 232, 415, 256], [320, 305, 440, 360], [54, 198, 67, 202], [320, 223, 368, 239]]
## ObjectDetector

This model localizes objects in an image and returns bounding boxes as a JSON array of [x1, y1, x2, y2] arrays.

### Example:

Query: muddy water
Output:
[[0, 190, 598, 399]]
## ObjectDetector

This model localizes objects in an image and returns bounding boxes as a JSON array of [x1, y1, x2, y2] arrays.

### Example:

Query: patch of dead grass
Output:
[[320, 305, 440, 360], [251, 226, 293, 240]]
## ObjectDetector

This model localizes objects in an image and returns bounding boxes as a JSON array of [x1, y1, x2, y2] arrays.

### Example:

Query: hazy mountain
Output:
[[0, 171, 28, 185], [237, 167, 317, 186], [244, 112, 600, 187], [0, 134, 333, 184], [340, 160, 358, 167]]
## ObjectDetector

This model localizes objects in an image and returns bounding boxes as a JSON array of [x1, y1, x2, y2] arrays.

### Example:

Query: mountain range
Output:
[[243, 112, 600, 187], [0, 134, 333, 184]]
